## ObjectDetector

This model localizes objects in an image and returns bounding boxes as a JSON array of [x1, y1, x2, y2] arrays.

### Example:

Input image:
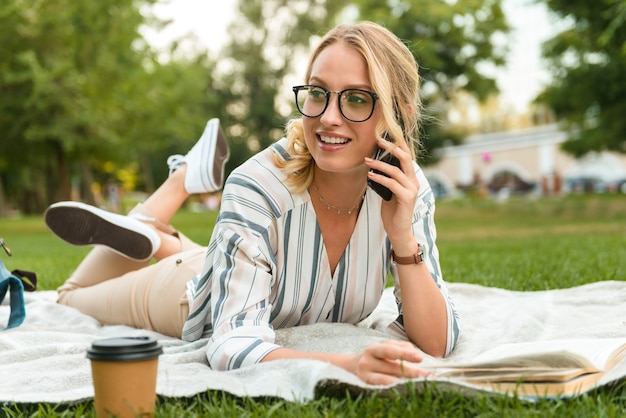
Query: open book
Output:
[[428, 338, 626, 397]]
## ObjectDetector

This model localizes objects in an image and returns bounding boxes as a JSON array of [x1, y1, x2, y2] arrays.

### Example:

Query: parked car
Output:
[[563, 177, 609, 194], [563, 177, 626, 194], [487, 171, 537, 196], [425, 175, 462, 200]]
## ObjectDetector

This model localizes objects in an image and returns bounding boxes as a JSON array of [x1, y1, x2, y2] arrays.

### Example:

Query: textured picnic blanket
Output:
[[1, 280, 626, 403]]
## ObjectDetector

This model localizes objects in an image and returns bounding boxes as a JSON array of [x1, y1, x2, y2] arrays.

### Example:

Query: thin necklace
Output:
[[311, 183, 366, 215]]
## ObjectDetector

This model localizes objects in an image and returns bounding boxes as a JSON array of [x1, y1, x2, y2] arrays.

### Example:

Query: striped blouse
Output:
[[182, 138, 460, 371]]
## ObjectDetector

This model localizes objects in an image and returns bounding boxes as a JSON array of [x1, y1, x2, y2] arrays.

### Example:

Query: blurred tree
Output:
[[218, 0, 509, 168], [0, 0, 157, 212], [537, 0, 626, 156], [0, 0, 223, 213], [353, 0, 510, 165], [214, 0, 350, 172], [118, 52, 223, 194], [0, 0, 512, 214]]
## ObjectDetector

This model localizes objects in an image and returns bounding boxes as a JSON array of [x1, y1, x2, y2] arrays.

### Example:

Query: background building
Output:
[[425, 124, 626, 198]]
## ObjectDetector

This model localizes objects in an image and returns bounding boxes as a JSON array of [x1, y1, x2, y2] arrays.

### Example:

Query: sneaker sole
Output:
[[184, 118, 230, 193], [212, 122, 230, 187], [45, 203, 155, 261]]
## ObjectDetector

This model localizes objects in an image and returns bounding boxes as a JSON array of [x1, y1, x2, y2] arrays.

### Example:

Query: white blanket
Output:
[[1, 280, 626, 403]]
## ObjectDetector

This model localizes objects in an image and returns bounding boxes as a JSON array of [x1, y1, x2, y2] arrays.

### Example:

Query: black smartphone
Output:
[[367, 133, 401, 201]]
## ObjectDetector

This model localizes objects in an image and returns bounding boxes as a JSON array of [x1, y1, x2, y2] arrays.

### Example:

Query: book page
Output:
[[429, 338, 626, 375], [453, 368, 588, 383], [467, 371, 604, 397]]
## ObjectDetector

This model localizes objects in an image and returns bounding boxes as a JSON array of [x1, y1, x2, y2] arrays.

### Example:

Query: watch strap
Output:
[[391, 244, 424, 265]]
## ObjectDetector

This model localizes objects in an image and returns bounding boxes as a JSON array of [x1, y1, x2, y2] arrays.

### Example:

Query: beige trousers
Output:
[[56, 204, 206, 338]]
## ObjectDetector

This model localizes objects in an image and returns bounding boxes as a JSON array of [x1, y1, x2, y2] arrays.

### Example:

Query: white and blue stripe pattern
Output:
[[182, 137, 460, 370]]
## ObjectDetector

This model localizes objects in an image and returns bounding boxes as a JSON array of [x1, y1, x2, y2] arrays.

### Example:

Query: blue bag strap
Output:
[[0, 259, 26, 329]]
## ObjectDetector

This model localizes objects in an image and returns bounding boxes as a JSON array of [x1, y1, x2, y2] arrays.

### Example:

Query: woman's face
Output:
[[303, 41, 381, 177]]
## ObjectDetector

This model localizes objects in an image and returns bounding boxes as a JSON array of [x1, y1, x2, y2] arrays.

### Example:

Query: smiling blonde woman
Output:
[[46, 21, 459, 386]]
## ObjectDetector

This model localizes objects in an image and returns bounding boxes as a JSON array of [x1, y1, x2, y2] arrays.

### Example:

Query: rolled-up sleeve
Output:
[[205, 224, 281, 370], [202, 179, 285, 370]]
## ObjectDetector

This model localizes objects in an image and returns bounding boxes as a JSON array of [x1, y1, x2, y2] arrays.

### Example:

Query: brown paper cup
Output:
[[87, 336, 163, 418]]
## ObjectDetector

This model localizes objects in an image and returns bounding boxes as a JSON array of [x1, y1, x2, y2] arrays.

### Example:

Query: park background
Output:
[[1, 0, 625, 216], [1, 1, 625, 416]]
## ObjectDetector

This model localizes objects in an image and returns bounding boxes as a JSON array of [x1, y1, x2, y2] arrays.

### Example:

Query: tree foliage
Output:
[[218, 0, 509, 167], [0, 0, 153, 212], [0, 0, 223, 213], [538, 0, 626, 156], [213, 0, 350, 172], [353, 0, 509, 164], [0, 0, 511, 215]]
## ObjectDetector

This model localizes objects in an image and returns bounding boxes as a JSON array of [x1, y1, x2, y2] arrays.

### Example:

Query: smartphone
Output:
[[367, 133, 401, 201]]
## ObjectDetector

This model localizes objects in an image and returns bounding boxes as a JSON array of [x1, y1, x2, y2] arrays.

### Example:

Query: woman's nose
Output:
[[320, 94, 343, 126]]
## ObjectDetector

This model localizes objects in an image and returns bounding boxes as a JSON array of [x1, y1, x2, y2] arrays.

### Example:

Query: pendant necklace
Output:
[[312, 183, 366, 215]]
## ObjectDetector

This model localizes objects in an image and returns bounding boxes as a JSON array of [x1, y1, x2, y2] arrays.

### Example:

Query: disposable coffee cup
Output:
[[87, 336, 163, 418]]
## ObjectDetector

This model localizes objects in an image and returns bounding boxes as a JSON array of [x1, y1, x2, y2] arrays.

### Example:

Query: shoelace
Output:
[[166, 154, 185, 176]]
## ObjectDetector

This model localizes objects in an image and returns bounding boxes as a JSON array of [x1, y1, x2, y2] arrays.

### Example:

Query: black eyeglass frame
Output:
[[292, 84, 379, 122]]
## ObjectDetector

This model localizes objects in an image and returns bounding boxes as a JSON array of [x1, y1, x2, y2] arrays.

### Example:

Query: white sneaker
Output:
[[44, 201, 161, 261], [167, 118, 230, 194]]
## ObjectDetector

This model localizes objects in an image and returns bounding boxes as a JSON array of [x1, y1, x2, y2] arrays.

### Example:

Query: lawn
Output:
[[1, 194, 625, 417]]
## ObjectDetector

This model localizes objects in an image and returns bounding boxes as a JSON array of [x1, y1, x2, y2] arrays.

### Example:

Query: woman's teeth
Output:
[[320, 135, 349, 144]]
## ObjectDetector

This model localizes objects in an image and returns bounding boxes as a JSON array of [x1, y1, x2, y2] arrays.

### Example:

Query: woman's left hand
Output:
[[365, 137, 420, 247]]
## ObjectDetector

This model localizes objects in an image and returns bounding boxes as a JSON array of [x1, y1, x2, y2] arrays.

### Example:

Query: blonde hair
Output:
[[274, 21, 422, 193]]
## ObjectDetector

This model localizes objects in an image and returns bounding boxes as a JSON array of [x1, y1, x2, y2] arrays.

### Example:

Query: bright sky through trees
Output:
[[143, 0, 558, 113]]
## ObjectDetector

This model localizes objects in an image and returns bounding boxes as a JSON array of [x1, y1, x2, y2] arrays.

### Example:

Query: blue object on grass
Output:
[[0, 259, 25, 329]]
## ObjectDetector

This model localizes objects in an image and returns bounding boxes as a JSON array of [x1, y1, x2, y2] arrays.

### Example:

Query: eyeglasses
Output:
[[292, 85, 379, 122]]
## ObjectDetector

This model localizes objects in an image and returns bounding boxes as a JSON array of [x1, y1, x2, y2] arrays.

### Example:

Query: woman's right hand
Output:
[[262, 340, 432, 385], [348, 340, 433, 385]]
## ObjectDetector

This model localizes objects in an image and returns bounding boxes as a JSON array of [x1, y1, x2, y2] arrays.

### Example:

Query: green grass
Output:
[[1, 194, 625, 417], [435, 195, 626, 291]]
